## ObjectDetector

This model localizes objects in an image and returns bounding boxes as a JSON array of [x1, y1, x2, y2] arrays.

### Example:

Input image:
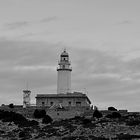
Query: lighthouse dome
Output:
[[61, 49, 69, 57]]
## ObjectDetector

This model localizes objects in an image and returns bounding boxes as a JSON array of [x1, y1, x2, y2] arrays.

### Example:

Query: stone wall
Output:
[[0, 105, 92, 120]]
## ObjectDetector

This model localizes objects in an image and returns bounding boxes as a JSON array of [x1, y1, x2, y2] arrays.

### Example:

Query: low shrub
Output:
[[42, 115, 53, 124], [0, 110, 38, 127], [106, 111, 121, 119], [9, 103, 14, 108], [33, 109, 46, 118], [112, 112, 121, 118], [93, 109, 103, 118], [108, 106, 117, 111]]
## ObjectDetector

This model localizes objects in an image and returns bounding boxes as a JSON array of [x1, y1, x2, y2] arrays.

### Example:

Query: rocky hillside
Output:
[[0, 109, 140, 140]]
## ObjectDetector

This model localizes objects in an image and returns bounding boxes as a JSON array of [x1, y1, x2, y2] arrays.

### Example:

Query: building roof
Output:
[[36, 92, 91, 104]]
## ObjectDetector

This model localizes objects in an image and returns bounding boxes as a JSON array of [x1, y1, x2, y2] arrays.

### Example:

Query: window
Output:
[[76, 102, 81, 106], [62, 65, 65, 69], [42, 102, 45, 106], [68, 101, 71, 106], [50, 102, 53, 106], [63, 57, 68, 61]]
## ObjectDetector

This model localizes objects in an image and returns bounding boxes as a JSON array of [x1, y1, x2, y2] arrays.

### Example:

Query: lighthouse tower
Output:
[[57, 49, 72, 94]]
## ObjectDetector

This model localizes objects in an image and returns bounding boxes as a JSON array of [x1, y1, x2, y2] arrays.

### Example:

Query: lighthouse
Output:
[[36, 50, 91, 111], [57, 49, 72, 94]]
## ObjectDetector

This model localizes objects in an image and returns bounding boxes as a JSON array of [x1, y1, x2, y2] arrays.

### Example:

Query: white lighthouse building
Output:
[[36, 50, 91, 110], [57, 49, 72, 94]]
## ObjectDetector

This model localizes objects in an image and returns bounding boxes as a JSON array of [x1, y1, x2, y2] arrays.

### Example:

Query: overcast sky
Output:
[[0, 0, 140, 111]]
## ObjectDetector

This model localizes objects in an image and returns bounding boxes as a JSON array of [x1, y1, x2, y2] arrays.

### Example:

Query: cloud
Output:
[[14, 65, 56, 71], [4, 21, 29, 30], [40, 16, 58, 23], [118, 20, 133, 25], [2, 16, 58, 31]]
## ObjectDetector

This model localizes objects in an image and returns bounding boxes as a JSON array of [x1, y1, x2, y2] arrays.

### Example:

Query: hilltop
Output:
[[0, 108, 140, 140]]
